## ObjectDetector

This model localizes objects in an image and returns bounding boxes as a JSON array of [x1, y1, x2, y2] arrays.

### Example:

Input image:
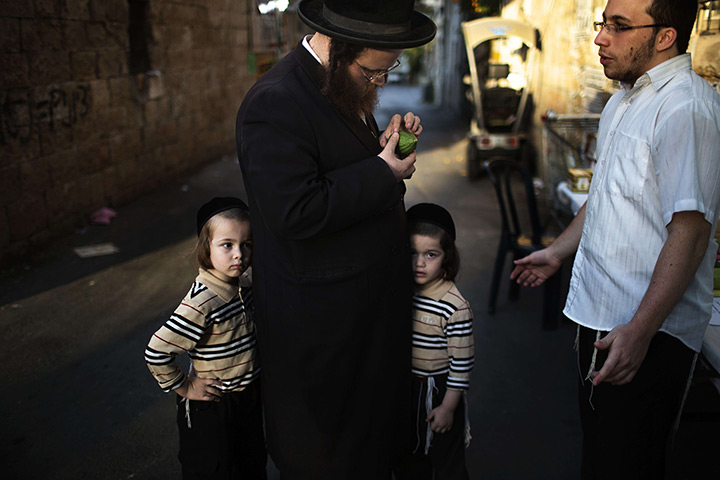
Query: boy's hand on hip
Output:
[[175, 375, 223, 402]]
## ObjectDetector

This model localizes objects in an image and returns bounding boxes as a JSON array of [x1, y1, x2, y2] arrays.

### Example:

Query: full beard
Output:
[[320, 63, 379, 120]]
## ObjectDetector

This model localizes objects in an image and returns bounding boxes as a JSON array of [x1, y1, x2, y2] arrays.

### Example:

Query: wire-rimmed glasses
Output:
[[355, 59, 402, 83], [593, 21, 668, 35]]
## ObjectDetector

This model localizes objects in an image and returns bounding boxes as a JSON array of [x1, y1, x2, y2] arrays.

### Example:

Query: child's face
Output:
[[208, 217, 252, 282], [410, 233, 445, 287]]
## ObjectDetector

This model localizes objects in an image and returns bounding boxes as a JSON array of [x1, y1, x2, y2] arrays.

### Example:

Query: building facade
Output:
[[1, 0, 264, 264], [497, 0, 720, 184]]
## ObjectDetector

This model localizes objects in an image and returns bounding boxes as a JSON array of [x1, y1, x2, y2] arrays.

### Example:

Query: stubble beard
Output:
[[320, 63, 379, 120], [605, 34, 657, 85]]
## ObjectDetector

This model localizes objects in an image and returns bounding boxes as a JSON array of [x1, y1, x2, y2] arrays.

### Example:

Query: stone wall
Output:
[[499, 0, 612, 150], [692, 2, 720, 93], [0, 0, 256, 265]]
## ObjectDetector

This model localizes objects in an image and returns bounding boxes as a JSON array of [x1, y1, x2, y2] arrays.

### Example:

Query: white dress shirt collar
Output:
[[302, 35, 323, 64]]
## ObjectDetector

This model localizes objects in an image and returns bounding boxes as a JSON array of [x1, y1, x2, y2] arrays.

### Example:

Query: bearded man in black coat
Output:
[[236, 1, 436, 478]]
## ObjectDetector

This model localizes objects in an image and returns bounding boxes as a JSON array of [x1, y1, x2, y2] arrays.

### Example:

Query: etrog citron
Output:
[[395, 131, 418, 157]]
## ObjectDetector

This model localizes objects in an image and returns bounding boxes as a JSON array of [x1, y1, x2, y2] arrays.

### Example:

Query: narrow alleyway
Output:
[[0, 84, 717, 479]]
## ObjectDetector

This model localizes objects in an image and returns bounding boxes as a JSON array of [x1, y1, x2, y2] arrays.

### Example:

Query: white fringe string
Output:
[[185, 397, 192, 428], [424, 376, 437, 455], [463, 391, 471, 448], [413, 382, 424, 454], [575, 325, 584, 384], [574, 324, 580, 352], [583, 330, 602, 410], [672, 352, 698, 439], [184, 362, 194, 428]]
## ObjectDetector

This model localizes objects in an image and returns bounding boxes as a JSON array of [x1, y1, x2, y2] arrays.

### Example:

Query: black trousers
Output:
[[176, 381, 267, 480], [577, 326, 695, 480], [394, 375, 469, 480]]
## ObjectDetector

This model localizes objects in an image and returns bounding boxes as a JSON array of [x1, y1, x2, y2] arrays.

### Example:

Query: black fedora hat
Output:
[[298, 0, 436, 49]]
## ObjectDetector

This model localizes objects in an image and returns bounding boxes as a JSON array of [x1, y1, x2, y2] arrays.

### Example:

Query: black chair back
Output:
[[484, 157, 561, 329], [485, 158, 544, 250]]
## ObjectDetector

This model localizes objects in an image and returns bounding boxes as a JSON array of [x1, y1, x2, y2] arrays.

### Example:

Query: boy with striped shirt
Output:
[[145, 197, 266, 480], [395, 203, 474, 480]]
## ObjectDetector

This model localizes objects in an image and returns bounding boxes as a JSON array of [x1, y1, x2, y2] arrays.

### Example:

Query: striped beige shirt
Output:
[[145, 268, 259, 393], [412, 280, 474, 390]]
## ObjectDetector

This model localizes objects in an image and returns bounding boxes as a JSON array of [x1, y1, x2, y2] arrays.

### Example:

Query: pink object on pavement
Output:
[[89, 207, 117, 225]]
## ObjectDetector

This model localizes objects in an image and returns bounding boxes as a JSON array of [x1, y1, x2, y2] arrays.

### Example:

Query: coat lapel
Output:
[[343, 112, 383, 155]]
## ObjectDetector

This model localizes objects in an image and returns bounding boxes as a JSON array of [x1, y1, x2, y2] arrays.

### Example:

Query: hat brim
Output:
[[298, 0, 436, 49]]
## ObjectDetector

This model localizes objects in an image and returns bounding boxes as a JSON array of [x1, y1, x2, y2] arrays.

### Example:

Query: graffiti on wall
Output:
[[0, 85, 90, 146]]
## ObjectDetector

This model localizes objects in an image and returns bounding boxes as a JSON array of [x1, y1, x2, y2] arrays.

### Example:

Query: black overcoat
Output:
[[236, 44, 413, 479]]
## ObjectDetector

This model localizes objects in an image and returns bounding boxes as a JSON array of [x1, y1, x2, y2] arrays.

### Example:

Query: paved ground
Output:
[[1, 84, 718, 479]]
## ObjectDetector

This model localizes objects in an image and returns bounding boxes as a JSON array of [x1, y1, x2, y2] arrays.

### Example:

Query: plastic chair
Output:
[[484, 158, 562, 329]]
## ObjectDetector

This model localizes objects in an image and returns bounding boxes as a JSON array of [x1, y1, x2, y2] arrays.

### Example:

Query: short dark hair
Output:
[[318, 37, 377, 120], [326, 38, 365, 77], [409, 222, 461, 282], [193, 208, 251, 271], [647, 0, 698, 54], [319, 38, 365, 97]]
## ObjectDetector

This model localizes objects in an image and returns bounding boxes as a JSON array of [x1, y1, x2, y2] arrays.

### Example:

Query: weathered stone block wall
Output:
[[0, 0, 255, 265], [691, 3, 720, 93], [500, 0, 612, 150]]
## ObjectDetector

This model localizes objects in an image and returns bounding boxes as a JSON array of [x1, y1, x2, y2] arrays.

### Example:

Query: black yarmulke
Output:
[[406, 203, 456, 240], [196, 197, 248, 236]]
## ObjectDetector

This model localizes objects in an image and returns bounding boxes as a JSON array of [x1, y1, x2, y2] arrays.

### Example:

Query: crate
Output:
[[567, 168, 593, 193]]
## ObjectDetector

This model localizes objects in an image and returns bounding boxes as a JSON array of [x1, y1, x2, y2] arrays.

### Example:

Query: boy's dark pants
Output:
[[176, 380, 267, 480], [577, 326, 695, 480], [394, 375, 469, 480]]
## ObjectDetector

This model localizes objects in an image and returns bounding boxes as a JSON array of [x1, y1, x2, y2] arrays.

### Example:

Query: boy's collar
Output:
[[198, 268, 241, 302], [415, 278, 452, 300]]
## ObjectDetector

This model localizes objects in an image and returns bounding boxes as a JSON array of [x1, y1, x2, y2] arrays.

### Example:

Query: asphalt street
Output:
[[1, 84, 717, 479]]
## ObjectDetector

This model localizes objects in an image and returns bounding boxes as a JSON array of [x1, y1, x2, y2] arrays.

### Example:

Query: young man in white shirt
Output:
[[511, 0, 720, 478]]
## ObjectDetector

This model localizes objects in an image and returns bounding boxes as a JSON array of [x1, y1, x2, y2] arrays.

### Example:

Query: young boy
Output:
[[144, 197, 266, 479]]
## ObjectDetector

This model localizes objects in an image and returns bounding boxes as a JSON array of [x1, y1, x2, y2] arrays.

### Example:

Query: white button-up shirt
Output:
[[564, 54, 720, 352]]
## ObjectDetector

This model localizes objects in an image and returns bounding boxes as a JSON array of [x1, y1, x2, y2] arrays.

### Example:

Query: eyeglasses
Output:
[[354, 59, 402, 83], [593, 21, 668, 35]]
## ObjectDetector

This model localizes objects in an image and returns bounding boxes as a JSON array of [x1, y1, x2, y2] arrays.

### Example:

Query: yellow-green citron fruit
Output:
[[395, 131, 418, 156]]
